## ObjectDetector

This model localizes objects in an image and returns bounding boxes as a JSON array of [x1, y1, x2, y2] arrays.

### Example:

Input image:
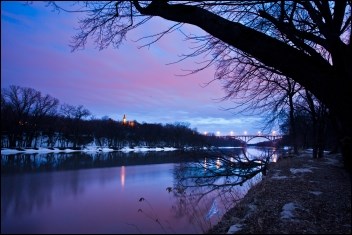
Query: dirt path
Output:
[[207, 152, 351, 234]]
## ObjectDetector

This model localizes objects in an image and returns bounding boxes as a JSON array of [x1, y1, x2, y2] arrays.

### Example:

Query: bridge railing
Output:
[[218, 134, 284, 143]]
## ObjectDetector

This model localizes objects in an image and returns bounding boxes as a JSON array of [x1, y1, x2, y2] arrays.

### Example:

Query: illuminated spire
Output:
[[123, 114, 126, 125]]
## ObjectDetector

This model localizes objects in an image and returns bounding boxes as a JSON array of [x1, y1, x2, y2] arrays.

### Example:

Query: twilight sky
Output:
[[1, 1, 271, 136]]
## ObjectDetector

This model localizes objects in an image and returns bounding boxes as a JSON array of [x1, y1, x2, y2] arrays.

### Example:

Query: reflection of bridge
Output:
[[224, 135, 284, 143]]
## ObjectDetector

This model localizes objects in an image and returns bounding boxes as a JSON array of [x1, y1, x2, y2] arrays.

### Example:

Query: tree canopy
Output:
[[47, 1, 351, 170]]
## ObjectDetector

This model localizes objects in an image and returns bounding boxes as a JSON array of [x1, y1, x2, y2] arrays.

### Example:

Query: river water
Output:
[[1, 147, 279, 234]]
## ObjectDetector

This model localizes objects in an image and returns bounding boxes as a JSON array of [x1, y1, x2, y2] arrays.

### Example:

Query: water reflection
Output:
[[168, 148, 269, 231], [1, 150, 201, 175], [2, 164, 190, 234], [121, 166, 126, 189], [1, 147, 279, 234]]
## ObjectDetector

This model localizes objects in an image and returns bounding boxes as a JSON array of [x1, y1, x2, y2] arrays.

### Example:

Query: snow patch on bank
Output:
[[281, 202, 299, 220], [227, 224, 242, 234], [290, 168, 313, 174], [1, 146, 178, 155]]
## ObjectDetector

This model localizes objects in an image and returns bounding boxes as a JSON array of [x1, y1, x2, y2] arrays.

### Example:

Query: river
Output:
[[1, 147, 280, 234]]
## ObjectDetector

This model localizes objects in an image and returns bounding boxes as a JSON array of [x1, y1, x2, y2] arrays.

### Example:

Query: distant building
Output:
[[123, 114, 126, 125], [122, 114, 134, 127]]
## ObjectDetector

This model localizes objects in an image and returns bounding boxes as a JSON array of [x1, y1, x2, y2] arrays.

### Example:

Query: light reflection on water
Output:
[[1, 147, 281, 234]]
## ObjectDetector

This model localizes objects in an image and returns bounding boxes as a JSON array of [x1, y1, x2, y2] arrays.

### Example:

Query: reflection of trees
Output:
[[1, 151, 206, 174], [1, 170, 54, 218], [169, 149, 269, 232], [1, 163, 117, 219]]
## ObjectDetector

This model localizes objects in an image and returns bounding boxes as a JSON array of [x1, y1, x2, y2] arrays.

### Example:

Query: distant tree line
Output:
[[1, 85, 242, 149]]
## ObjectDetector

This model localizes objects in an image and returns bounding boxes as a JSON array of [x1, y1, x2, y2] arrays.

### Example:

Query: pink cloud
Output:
[[1, 2, 265, 135]]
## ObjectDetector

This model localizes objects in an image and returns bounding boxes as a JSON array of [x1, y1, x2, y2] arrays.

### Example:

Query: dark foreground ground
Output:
[[207, 151, 351, 234]]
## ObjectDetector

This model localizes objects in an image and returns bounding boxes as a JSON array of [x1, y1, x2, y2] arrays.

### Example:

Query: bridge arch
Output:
[[227, 135, 284, 144]]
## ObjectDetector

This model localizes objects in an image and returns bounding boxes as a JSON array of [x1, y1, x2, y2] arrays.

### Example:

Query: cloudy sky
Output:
[[1, 1, 272, 136]]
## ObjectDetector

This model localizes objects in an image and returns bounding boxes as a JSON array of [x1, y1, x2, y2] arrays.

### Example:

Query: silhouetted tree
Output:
[[2, 85, 42, 147], [295, 89, 330, 158], [46, 1, 351, 170], [60, 104, 91, 148]]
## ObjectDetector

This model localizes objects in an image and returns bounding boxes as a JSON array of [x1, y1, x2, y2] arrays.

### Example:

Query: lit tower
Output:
[[123, 114, 127, 125]]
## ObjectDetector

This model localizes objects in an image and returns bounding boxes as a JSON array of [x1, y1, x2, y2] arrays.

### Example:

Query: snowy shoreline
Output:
[[0, 146, 179, 155], [0, 146, 242, 155]]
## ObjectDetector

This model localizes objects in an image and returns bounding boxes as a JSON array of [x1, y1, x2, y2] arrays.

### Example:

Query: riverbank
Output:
[[207, 151, 351, 234], [0, 146, 240, 155], [0, 146, 179, 155]]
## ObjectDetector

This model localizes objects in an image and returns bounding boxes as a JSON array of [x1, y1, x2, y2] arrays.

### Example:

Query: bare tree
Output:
[[2, 85, 40, 147], [208, 47, 302, 154], [32, 93, 59, 118], [27, 93, 59, 148], [60, 104, 90, 120], [1, 85, 60, 148], [46, 1, 351, 170], [60, 104, 91, 148], [295, 89, 330, 159]]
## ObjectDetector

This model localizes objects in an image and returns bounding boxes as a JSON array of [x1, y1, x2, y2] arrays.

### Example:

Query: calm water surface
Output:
[[1, 148, 277, 234]]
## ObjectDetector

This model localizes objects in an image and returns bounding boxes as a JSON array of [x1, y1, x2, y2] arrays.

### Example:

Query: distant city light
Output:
[[257, 131, 261, 135], [216, 157, 221, 169], [216, 131, 221, 136], [230, 131, 234, 136], [272, 130, 276, 135], [244, 131, 247, 135], [204, 131, 208, 136]]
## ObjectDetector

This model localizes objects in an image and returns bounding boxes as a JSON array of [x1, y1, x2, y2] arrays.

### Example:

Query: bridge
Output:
[[222, 134, 284, 143]]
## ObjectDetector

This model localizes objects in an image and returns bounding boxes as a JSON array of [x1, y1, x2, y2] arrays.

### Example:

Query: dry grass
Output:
[[207, 152, 351, 234]]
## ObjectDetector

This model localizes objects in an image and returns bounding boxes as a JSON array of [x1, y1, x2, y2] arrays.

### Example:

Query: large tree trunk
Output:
[[133, 1, 352, 171]]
